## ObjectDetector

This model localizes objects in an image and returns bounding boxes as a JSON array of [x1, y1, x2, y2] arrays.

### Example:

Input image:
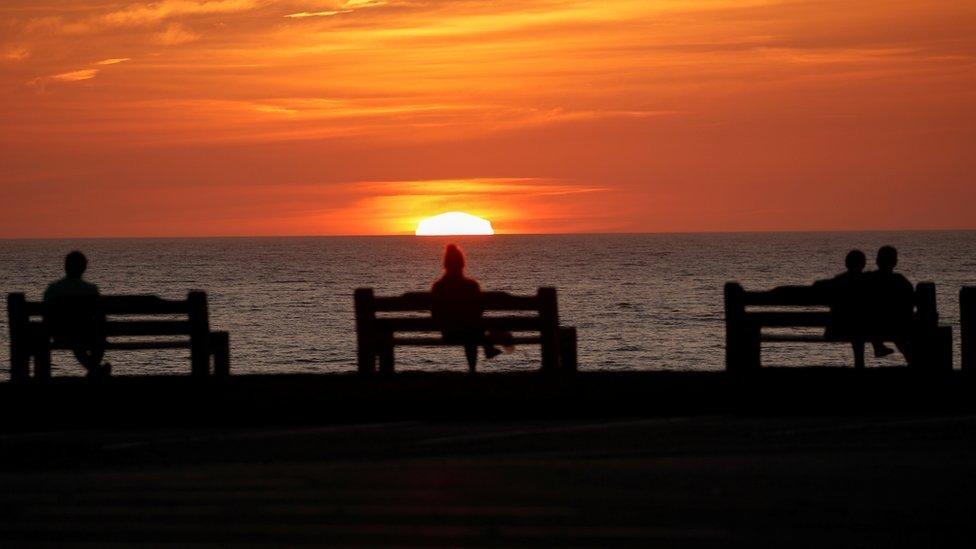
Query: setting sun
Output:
[[416, 212, 495, 236]]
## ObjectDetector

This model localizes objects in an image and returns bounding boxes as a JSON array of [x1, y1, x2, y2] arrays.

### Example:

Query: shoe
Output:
[[484, 346, 502, 359], [874, 346, 895, 358]]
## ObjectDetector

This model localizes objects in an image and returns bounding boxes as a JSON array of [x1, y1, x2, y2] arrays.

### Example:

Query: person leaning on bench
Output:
[[43, 251, 111, 378], [813, 246, 913, 368]]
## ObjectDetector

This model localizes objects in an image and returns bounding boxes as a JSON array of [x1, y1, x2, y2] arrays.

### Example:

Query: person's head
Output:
[[443, 244, 466, 275], [876, 245, 898, 272], [845, 249, 866, 273], [64, 251, 88, 279]]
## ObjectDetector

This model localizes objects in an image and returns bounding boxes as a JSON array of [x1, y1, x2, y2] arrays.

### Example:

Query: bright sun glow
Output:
[[416, 212, 495, 236]]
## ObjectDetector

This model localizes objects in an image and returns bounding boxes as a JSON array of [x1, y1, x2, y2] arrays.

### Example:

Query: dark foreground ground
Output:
[[2, 369, 976, 547]]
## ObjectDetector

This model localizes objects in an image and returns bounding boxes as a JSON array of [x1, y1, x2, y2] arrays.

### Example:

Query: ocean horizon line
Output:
[[2, 227, 975, 242]]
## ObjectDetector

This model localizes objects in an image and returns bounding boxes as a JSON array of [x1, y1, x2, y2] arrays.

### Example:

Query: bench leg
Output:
[[746, 325, 761, 371], [378, 331, 394, 375], [31, 330, 51, 380], [559, 327, 577, 372], [211, 331, 230, 378], [190, 340, 210, 378], [34, 347, 51, 380], [10, 330, 33, 381], [357, 349, 375, 375], [10, 350, 29, 382], [540, 329, 560, 373], [852, 340, 865, 370], [379, 346, 394, 375], [934, 326, 953, 373], [357, 340, 377, 375], [728, 322, 761, 372]]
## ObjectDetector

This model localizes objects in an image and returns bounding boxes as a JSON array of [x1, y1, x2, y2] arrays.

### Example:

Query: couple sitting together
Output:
[[814, 245, 915, 368]]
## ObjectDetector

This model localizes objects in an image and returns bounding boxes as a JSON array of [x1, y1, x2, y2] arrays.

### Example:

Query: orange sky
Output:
[[1, 0, 974, 237]]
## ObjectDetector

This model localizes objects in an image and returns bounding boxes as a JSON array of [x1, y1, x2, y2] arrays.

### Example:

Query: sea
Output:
[[1, 232, 974, 377]]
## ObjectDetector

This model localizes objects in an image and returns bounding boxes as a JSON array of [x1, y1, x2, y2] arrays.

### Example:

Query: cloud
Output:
[[16, 0, 262, 37], [2, 46, 30, 61], [154, 23, 201, 45], [342, 0, 387, 7], [284, 0, 386, 19], [351, 178, 607, 197], [51, 69, 99, 82], [99, 0, 261, 27], [315, 177, 610, 234], [95, 58, 132, 65], [284, 10, 349, 18]]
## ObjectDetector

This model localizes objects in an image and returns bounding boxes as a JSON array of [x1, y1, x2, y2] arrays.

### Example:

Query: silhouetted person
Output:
[[815, 249, 892, 368], [43, 251, 110, 377], [431, 244, 502, 372], [865, 245, 914, 364]]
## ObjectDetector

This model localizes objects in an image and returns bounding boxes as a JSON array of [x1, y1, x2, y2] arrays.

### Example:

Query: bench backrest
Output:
[[724, 281, 939, 329], [8, 292, 211, 338], [7, 291, 213, 378], [355, 287, 559, 333]]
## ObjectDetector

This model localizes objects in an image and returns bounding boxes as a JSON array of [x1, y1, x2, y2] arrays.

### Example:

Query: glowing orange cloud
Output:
[[0, 0, 974, 237]]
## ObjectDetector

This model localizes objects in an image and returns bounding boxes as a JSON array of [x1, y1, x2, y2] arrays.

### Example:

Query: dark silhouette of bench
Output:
[[354, 287, 577, 374], [6, 291, 229, 380], [724, 282, 952, 371], [963, 287, 975, 372]]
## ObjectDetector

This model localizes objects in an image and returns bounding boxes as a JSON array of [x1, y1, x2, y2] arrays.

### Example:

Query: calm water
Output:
[[1, 232, 974, 376]]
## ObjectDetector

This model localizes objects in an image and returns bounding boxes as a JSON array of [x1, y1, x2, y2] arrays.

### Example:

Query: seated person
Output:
[[431, 244, 504, 372], [814, 249, 892, 369], [864, 245, 914, 364], [43, 251, 110, 377]]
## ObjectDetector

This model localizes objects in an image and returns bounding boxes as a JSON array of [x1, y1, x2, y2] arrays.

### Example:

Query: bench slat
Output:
[[372, 291, 542, 312], [106, 341, 192, 350], [375, 316, 543, 332], [394, 336, 541, 346], [373, 293, 432, 311], [761, 334, 828, 343], [104, 320, 192, 336], [50, 340, 192, 350], [741, 286, 829, 306], [747, 311, 831, 327], [482, 293, 542, 310], [98, 296, 191, 315], [20, 296, 191, 317]]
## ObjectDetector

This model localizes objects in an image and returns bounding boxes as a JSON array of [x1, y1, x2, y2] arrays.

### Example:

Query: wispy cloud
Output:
[[284, 0, 386, 19], [323, 177, 609, 234], [44, 57, 130, 84], [284, 10, 349, 18], [154, 23, 201, 45], [95, 58, 132, 65], [2, 46, 30, 61], [50, 69, 98, 82], [99, 0, 261, 27], [343, 0, 387, 7]]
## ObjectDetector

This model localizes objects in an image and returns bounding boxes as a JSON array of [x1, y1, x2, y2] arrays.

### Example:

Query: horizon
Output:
[[2, 1, 975, 237], [3, 227, 976, 242]]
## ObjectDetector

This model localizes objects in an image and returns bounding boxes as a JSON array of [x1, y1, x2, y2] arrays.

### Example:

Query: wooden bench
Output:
[[7, 291, 230, 380], [724, 282, 952, 372], [963, 287, 975, 372], [354, 287, 577, 374]]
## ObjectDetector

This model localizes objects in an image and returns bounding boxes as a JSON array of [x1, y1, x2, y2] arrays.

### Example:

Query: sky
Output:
[[1, 0, 974, 237]]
